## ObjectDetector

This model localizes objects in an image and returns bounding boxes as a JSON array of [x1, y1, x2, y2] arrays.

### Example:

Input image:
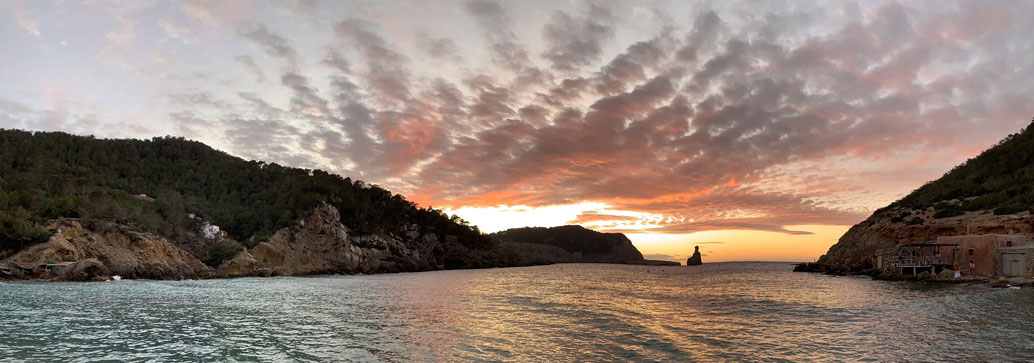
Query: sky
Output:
[[2, 0, 1033, 263]]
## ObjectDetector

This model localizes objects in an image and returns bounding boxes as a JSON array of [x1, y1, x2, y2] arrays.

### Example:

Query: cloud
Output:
[[11, 7, 41, 37], [158, 19, 193, 44], [239, 24, 298, 64], [416, 33, 461, 62], [463, 0, 530, 70], [29, 0, 1033, 237], [234, 55, 265, 83], [105, 20, 138, 44], [541, 2, 616, 72]]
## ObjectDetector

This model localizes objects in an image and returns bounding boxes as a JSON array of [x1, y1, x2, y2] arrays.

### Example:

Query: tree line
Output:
[[0, 129, 494, 259]]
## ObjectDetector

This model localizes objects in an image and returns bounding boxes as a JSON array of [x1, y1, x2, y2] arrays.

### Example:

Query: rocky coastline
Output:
[[1, 202, 545, 282]]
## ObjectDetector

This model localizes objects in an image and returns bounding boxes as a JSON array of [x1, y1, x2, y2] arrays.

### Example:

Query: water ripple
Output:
[[1, 262, 1031, 361]]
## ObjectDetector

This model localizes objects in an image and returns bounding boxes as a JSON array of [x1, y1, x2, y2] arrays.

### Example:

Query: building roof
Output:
[[901, 243, 959, 247], [11, 262, 35, 269]]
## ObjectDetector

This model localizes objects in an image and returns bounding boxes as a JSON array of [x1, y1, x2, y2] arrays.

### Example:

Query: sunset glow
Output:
[[4, 0, 1034, 261]]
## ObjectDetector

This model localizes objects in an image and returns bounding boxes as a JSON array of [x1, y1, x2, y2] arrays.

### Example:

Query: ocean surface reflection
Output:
[[2, 262, 1033, 361]]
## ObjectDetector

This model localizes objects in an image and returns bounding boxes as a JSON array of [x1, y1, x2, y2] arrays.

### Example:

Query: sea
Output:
[[2, 262, 1033, 362]]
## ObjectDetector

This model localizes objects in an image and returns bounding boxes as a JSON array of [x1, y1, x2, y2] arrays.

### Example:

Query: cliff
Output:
[[492, 225, 680, 266], [809, 120, 1034, 273], [3, 220, 210, 281], [1, 202, 536, 281], [0, 129, 540, 280], [217, 202, 529, 278]]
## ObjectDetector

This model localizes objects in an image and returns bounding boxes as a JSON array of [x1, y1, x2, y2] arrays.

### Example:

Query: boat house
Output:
[[936, 234, 1033, 277], [876, 234, 1034, 278], [876, 243, 958, 276], [10, 262, 35, 277]]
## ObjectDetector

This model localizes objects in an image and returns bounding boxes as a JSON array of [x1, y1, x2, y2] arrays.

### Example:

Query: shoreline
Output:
[[0, 260, 700, 283], [793, 262, 1034, 288]]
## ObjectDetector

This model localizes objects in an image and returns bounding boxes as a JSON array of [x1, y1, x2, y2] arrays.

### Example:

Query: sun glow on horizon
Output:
[[445, 202, 609, 233], [626, 225, 851, 263], [449, 201, 852, 262]]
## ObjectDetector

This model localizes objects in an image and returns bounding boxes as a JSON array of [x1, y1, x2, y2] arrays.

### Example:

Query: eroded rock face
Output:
[[3, 221, 211, 280], [217, 202, 466, 277], [686, 247, 702, 266], [817, 207, 1034, 270], [4, 202, 533, 281]]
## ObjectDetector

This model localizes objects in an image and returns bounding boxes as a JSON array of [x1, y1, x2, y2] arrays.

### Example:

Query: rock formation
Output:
[[215, 202, 535, 278], [493, 225, 680, 266], [806, 120, 1034, 274], [3, 220, 211, 280], [1, 202, 538, 281], [686, 246, 703, 266], [814, 207, 1033, 272]]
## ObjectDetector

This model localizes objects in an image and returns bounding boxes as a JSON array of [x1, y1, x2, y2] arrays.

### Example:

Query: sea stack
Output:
[[686, 246, 703, 266]]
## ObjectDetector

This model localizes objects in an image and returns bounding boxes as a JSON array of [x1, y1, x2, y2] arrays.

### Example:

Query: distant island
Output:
[[492, 225, 680, 266], [798, 119, 1034, 282]]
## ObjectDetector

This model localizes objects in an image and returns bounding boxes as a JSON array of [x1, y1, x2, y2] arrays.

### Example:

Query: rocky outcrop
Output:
[[814, 206, 1034, 273], [686, 246, 702, 266], [215, 202, 533, 278], [2, 220, 211, 280], [3, 202, 541, 281], [494, 225, 680, 266]]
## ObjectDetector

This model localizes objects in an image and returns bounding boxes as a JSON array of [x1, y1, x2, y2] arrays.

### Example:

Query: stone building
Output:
[[935, 234, 1033, 277]]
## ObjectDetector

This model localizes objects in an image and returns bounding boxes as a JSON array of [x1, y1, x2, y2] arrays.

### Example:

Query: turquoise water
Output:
[[2, 262, 1033, 361]]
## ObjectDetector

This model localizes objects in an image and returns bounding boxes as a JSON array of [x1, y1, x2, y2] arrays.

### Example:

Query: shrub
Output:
[[204, 240, 243, 267], [993, 205, 1026, 215], [933, 208, 964, 219]]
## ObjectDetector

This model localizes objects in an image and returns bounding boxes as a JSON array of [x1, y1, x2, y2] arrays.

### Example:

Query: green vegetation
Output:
[[894, 119, 1034, 214], [0, 129, 494, 257], [491, 225, 626, 256], [204, 240, 243, 267]]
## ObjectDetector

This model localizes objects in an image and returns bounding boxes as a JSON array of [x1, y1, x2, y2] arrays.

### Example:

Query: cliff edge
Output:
[[807, 120, 1034, 274], [493, 225, 680, 266]]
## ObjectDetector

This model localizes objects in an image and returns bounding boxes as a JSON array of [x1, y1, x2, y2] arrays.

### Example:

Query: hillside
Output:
[[813, 119, 1034, 271], [492, 225, 680, 266], [0, 129, 533, 279]]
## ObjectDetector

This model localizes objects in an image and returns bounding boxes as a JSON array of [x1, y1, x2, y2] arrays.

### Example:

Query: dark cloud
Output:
[[335, 19, 411, 102], [463, 0, 530, 70], [322, 51, 351, 74], [541, 3, 615, 72], [239, 24, 297, 64], [151, 1, 1034, 236], [416, 33, 461, 62]]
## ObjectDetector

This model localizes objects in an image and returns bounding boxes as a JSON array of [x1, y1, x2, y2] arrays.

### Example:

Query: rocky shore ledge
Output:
[[1, 203, 542, 282]]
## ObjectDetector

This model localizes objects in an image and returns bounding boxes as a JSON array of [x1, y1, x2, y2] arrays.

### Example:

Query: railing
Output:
[[892, 255, 946, 267]]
